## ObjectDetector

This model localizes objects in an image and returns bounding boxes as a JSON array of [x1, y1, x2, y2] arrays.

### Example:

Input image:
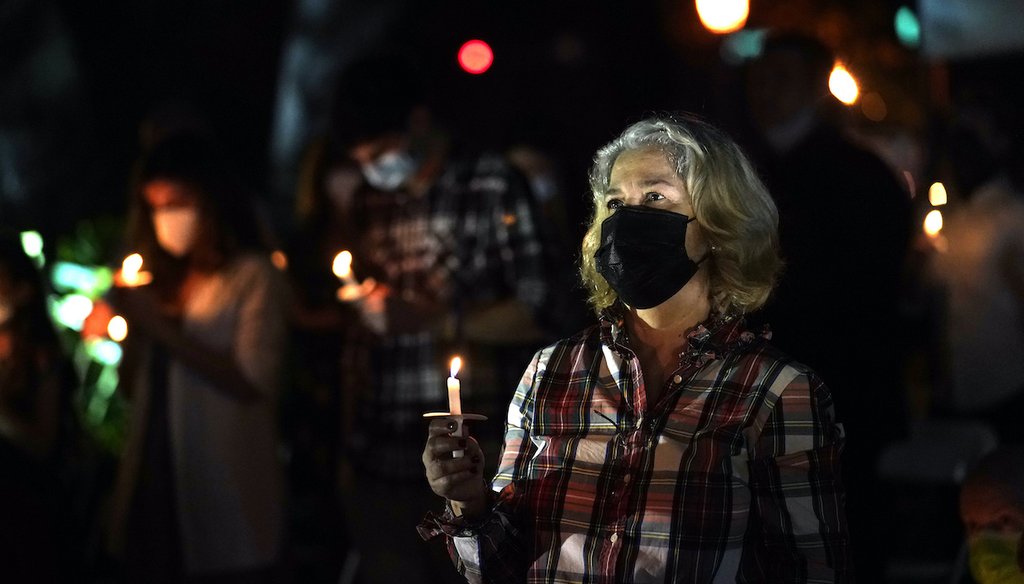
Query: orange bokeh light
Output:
[[696, 0, 749, 34]]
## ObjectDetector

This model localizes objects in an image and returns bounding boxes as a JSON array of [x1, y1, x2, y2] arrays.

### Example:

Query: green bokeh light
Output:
[[721, 28, 767, 65], [52, 261, 113, 297], [53, 293, 94, 331], [895, 6, 921, 49], [20, 231, 45, 267], [86, 338, 123, 367]]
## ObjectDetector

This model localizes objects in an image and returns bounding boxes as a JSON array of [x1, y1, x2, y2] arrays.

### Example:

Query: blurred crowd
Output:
[[2, 31, 1024, 584]]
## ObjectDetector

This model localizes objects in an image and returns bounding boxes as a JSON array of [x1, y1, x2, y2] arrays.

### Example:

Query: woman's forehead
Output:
[[143, 179, 199, 207], [609, 149, 678, 182]]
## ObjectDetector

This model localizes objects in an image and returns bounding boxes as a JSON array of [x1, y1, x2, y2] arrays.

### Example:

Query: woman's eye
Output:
[[606, 198, 624, 210], [644, 192, 664, 202]]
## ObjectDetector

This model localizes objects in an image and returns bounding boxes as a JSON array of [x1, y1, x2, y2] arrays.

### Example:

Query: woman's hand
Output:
[[423, 418, 489, 519]]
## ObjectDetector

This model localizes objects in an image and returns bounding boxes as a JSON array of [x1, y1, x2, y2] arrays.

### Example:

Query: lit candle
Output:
[[923, 209, 943, 238], [332, 250, 357, 286], [928, 182, 948, 207], [923, 209, 948, 253], [448, 356, 463, 416], [107, 315, 128, 342], [117, 253, 152, 287]]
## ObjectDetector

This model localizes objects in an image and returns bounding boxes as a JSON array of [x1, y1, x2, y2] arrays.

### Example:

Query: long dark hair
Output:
[[125, 133, 264, 296]]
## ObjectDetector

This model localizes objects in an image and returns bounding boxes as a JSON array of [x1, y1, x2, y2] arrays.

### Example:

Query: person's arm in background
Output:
[[231, 256, 288, 398], [109, 258, 286, 403], [744, 369, 852, 582]]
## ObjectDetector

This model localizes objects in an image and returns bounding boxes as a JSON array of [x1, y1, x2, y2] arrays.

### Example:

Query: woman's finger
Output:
[[425, 455, 476, 482], [427, 417, 460, 437], [425, 434, 484, 461]]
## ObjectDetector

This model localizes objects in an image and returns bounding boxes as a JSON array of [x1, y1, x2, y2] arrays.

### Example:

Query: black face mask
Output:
[[594, 205, 706, 309]]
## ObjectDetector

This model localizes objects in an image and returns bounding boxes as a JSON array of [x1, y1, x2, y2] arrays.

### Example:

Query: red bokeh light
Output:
[[458, 40, 493, 74]]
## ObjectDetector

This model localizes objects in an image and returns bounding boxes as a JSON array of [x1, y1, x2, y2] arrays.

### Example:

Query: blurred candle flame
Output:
[[829, 63, 859, 105], [928, 182, 947, 206], [332, 250, 353, 279], [695, 0, 749, 34], [924, 209, 943, 237], [107, 315, 128, 342], [119, 253, 152, 287], [123, 253, 143, 276]]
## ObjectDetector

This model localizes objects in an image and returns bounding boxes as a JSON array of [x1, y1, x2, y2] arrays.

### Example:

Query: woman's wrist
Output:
[[450, 481, 490, 519], [451, 497, 487, 520]]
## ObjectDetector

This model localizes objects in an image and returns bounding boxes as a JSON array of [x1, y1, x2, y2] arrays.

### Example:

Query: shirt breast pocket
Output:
[[655, 419, 747, 484]]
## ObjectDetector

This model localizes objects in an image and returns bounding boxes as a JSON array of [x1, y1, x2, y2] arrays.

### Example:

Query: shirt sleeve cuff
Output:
[[417, 496, 495, 541]]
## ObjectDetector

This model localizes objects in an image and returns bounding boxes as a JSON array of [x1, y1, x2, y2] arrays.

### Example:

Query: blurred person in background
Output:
[[309, 52, 559, 584], [927, 93, 1024, 446], [740, 31, 913, 579], [422, 115, 851, 582], [0, 231, 73, 584], [960, 446, 1024, 584], [98, 133, 288, 584]]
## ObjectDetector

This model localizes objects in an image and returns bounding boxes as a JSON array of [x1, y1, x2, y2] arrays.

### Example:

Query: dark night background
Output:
[[3, 1, 1024, 582], [9, 0, 1004, 240]]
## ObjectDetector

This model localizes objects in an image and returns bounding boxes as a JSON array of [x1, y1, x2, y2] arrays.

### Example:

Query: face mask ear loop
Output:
[[685, 216, 712, 266]]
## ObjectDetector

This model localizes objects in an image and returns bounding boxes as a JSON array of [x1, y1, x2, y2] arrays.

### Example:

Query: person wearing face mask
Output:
[[420, 115, 851, 583], [98, 133, 288, 584], [960, 447, 1024, 584], [300, 53, 562, 584]]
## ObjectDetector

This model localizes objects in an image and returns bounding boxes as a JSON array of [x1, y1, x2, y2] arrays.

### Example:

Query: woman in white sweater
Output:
[[105, 134, 287, 583]]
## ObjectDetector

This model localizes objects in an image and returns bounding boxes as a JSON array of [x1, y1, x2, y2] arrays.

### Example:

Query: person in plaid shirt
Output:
[[318, 55, 556, 584], [422, 115, 852, 582]]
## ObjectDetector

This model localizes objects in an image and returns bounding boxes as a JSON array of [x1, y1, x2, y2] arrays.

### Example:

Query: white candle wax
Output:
[[447, 376, 462, 416], [448, 356, 463, 415]]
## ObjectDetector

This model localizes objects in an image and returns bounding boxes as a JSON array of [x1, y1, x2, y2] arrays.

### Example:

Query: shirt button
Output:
[[610, 533, 619, 543], [672, 374, 683, 384]]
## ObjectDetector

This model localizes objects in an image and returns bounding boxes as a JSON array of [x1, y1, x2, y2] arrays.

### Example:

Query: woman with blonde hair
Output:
[[422, 115, 851, 582]]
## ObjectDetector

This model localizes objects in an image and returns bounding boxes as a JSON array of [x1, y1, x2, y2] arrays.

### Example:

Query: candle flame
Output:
[[924, 209, 943, 237], [695, 0, 749, 34], [928, 182, 947, 206], [107, 315, 128, 342], [450, 356, 462, 378], [122, 253, 144, 277], [829, 63, 859, 105], [332, 250, 353, 278]]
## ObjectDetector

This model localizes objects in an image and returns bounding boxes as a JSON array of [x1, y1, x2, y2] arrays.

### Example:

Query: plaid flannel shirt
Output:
[[421, 313, 851, 582], [347, 153, 550, 479]]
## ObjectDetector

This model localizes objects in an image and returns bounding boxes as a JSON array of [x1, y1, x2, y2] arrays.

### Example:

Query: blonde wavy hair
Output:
[[580, 115, 782, 316]]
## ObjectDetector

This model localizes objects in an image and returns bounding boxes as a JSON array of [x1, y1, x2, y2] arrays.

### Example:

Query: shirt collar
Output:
[[599, 305, 767, 366]]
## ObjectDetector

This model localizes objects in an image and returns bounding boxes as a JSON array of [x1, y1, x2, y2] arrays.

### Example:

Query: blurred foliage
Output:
[[41, 215, 129, 455]]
